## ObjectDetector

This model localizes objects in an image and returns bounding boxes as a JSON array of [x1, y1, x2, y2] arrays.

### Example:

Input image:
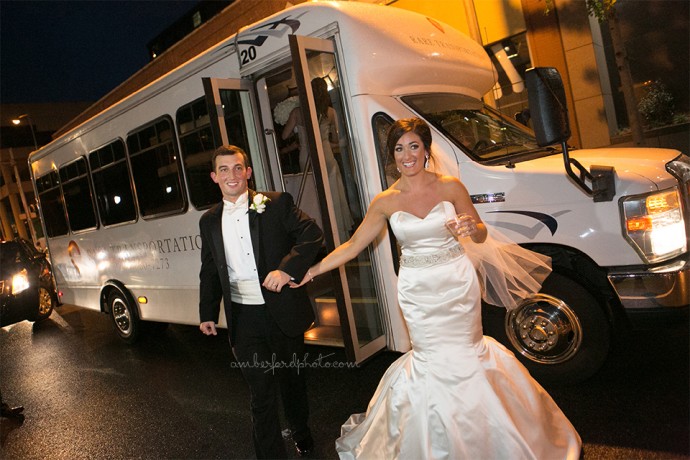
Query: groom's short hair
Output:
[[211, 145, 250, 171]]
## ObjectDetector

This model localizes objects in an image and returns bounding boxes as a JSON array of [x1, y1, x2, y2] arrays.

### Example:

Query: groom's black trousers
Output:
[[231, 302, 311, 459]]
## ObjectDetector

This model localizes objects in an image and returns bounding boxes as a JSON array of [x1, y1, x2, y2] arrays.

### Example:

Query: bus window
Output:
[[89, 140, 137, 226], [372, 113, 400, 275], [59, 158, 98, 232], [36, 170, 68, 237], [176, 97, 220, 210], [373, 113, 396, 188], [127, 117, 186, 218]]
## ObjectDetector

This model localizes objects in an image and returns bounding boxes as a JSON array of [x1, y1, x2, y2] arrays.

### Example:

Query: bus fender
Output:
[[100, 281, 138, 317]]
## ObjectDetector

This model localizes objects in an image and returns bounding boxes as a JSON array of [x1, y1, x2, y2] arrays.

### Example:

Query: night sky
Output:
[[1, 0, 200, 104]]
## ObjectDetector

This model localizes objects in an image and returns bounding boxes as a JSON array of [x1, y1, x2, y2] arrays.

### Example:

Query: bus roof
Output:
[[235, 1, 495, 98]]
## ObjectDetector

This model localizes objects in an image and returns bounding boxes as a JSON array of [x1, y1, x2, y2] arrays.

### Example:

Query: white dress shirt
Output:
[[222, 192, 265, 305]]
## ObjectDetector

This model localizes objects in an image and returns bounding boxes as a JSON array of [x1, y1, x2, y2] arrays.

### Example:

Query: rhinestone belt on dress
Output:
[[400, 244, 464, 268]]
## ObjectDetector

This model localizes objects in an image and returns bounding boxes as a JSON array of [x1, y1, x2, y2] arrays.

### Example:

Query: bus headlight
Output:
[[621, 187, 686, 263], [12, 269, 30, 295]]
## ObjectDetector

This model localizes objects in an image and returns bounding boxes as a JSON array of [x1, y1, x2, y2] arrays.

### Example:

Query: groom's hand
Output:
[[263, 270, 291, 292], [200, 321, 217, 336]]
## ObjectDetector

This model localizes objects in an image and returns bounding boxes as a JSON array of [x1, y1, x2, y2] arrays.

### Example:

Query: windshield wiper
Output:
[[474, 140, 526, 154], [481, 146, 558, 166]]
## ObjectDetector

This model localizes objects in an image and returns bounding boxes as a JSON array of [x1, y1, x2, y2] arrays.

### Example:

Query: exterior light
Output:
[[12, 113, 39, 151]]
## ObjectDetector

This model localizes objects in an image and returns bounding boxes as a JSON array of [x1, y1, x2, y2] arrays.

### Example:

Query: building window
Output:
[[485, 32, 532, 120]]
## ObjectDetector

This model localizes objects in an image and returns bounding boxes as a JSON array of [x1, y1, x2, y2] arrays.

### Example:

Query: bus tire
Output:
[[108, 290, 140, 344], [486, 272, 610, 385]]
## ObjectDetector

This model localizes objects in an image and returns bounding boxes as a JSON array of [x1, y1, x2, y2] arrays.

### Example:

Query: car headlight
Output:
[[621, 187, 686, 263], [11, 269, 30, 295]]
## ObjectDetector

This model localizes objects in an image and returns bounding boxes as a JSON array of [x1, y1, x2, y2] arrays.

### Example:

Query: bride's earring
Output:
[[424, 154, 430, 169], [396, 167, 401, 173]]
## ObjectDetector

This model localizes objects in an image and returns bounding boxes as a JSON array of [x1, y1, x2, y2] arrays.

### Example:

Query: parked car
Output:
[[0, 238, 59, 327]]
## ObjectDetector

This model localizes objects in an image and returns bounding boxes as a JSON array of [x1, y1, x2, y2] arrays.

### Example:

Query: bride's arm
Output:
[[281, 108, 299, 140], [444, 176, 488, 243], [294, 195, 389, 286], [327, 107, 340, 148]]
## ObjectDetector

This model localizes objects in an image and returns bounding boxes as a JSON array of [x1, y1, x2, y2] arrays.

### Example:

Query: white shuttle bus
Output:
[[29, 1, 688, 383]]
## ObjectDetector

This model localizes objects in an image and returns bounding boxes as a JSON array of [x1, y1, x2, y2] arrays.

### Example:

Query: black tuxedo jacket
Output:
[[198, 190, 324, 342]]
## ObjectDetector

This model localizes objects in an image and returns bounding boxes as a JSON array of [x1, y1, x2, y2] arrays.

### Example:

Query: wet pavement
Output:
[[1, 304, 688, 459]]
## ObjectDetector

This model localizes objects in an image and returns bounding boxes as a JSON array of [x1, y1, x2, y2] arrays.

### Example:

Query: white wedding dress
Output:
[[336, 201, 581, 460]]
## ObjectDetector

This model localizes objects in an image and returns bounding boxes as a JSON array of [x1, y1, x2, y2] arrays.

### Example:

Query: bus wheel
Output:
[[503, 272, 610, 385], [35, 286, 56, 321], [108, 291, 140, 344]]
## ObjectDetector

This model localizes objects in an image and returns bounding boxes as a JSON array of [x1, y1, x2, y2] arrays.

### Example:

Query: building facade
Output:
[[1, 102, 91, 244]]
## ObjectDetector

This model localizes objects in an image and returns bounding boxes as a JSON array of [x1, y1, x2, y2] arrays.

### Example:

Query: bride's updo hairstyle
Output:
[[386, 117, 434, 162]]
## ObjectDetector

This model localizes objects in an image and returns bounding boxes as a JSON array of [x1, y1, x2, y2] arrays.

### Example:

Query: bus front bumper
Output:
[[608, 256, 689, 311]]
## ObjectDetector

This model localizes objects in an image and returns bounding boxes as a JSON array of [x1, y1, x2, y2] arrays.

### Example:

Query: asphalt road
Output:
[[1, 304, 688, 459]]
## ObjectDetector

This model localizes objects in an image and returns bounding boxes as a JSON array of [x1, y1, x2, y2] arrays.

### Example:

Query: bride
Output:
[[280, 78, 354, 243], [294, 118, 581, 459]]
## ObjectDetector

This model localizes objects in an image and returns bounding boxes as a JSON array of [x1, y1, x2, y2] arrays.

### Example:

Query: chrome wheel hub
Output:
[[505, 293, 582, 364], [112, 298, 132, 335]]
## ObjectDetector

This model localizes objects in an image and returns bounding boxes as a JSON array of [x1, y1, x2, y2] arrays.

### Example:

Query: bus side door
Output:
[[202, 78, 271, 192], [287, 34, 387, 364]]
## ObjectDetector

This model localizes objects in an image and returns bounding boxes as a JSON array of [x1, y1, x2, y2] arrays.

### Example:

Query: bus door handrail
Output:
[[296, 159, 312, 207], [264, 128, 287, 193]]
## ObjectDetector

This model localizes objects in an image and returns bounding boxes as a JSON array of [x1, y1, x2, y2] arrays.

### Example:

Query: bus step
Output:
[[304, 325, 343, 346]]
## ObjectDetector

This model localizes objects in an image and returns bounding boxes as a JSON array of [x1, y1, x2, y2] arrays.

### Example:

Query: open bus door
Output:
[[202, 78, 271, 192], [287, 34, 387, 363]]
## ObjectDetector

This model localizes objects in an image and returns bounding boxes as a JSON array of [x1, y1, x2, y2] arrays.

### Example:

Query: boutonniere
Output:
[[249, 193, 270, 214]]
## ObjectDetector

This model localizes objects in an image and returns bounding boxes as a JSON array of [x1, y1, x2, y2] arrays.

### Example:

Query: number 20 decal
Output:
[[240, 46, 257, 65]]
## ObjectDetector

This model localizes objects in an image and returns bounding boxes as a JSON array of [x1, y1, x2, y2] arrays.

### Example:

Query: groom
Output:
[[199, 145, 323, 458]]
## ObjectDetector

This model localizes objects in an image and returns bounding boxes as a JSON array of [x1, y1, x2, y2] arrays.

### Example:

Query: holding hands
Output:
[[290, 269, 316, 289], [263, 269, 292, 292]]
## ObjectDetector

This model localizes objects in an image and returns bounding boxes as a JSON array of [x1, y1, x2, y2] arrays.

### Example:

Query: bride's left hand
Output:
[[289, 269, 316, 288], [445, 214, 477, 238]]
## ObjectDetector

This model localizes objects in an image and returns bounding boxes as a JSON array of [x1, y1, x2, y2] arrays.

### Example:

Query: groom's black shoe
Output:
[[0, 403, 24, 418], [294, 435, 314, 457]]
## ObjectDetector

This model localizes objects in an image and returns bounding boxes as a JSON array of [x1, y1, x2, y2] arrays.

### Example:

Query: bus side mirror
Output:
[[525, 67, 570, 146], [525, 67, 615, 202]]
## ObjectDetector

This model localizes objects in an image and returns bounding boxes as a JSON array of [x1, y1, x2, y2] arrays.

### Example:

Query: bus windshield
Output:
[[402, 93, 556, 165]]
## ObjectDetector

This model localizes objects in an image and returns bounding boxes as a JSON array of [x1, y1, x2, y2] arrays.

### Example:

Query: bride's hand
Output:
[[289, 269, 316, 288], [445, 214, 477, 238]]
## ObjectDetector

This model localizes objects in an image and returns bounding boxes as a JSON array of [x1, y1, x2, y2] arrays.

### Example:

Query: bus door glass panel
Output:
[[255, 69, 323, 237], [289, 34, 385, 363], [202, 78, 268, 192]]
